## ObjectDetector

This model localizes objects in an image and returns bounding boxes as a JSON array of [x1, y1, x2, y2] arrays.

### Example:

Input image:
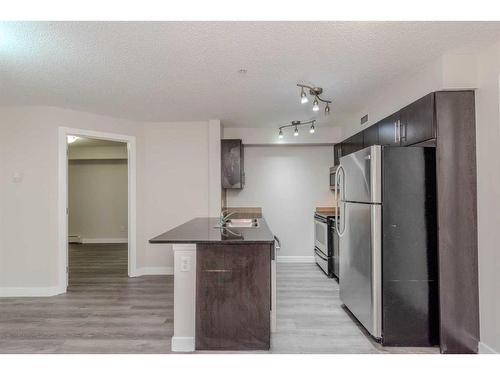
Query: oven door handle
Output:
[[314, 248, 328, 261]]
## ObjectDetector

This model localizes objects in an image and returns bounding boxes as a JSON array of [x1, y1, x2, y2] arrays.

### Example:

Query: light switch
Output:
[[180, 256, 190, 272]]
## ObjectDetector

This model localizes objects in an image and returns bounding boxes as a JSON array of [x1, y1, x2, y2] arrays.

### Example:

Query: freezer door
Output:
[[340, 145, 382, 204], [339, 202, 382, 339]]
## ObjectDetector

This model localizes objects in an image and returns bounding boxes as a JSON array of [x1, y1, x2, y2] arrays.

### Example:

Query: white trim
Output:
[[277, 255, 315, 263], [134, 267, 174, 276], [0, 286, 65, 297], [81, 238, 128, 244], [479, 341, 499, 354], [58, 127, 137, 293], [172, 243, 197, 352], [171, 336, 195, 352]]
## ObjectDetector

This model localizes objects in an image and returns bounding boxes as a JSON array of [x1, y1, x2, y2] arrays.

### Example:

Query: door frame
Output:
[[57, 127, 137, 292]]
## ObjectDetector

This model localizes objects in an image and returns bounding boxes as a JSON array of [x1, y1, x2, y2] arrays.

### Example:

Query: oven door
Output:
[[314, 216, 329, 254], [314, 247, 329, 275]]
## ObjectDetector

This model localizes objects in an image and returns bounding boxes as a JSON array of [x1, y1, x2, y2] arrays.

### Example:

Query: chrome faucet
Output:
[[219, 210, 237, 226]]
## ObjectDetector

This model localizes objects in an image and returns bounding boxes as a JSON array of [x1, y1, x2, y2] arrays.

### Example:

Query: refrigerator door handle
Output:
[[335, 165, 347, 237]]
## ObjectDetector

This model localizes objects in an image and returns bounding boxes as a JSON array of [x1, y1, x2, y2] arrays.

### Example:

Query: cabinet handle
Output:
[[395, 120, 401, 143], [204, 269, 232, 273]]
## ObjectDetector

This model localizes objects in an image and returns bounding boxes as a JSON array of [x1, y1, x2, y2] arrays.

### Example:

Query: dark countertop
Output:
[[149, 217, 275, 245]]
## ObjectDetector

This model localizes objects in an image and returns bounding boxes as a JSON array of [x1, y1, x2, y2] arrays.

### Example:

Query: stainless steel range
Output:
[[314, 212, 337, 278]]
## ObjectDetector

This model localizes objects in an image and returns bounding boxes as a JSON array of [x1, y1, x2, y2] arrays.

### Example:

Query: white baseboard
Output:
[[479, 341, 499, 354], [171, 336, 195, 352], [277, 255, 315, 263], [81, 238, 128, 244], [134, 266, 174, 276], [0, 286, 65, 298]]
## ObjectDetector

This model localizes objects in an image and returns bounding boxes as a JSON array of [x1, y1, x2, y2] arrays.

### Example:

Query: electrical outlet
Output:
[[181, 256, 190, 272]]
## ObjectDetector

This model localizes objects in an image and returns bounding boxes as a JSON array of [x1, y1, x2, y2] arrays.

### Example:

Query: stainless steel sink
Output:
[[214, 218, 260, 229]]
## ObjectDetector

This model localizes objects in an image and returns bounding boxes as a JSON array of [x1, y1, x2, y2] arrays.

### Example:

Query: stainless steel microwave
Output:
[[329, 165, 339, 190]]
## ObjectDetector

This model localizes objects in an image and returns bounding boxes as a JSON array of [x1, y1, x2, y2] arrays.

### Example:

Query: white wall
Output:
[[137, 121, 212, 271], [68, 159, 128, 242], [226, 146, 334, 260], [0, 106, 220, 292]]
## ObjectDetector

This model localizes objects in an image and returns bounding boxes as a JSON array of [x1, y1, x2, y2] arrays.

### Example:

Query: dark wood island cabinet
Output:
[[196, 243, 271, 350]]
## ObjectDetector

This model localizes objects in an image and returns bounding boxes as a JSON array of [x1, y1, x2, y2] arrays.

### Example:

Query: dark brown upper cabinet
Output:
[[363, 123, 380, 147], [342, 132, 364, 157], [221, 139, 244, 189], [400, 93, 436, 146], [333, 143, 342, 165], [378, 112, 401, 147]]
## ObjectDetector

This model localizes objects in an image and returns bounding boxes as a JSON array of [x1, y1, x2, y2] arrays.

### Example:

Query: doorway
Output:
[[58, 127, 137, 293], [67, 137, 128, 285]]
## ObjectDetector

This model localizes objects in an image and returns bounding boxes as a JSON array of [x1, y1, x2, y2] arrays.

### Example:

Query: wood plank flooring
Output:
[[0, 244, 439, 354]]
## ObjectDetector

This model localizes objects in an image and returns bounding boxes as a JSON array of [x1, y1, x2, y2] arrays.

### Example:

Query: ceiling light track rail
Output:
[[278, 120, 316, 138]]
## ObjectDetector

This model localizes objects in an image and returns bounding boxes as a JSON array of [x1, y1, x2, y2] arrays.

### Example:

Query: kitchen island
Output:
[[149, 217, 276, 352]]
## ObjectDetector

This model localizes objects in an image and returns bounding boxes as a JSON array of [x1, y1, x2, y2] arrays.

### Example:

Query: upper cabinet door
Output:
[[378, 112, 401, 147], [400, 93, 436, 146], [363, 123, 380, 147], [333, 143, 342, 165], [342, 132, 364, 157], [221, 139, 244, 189]]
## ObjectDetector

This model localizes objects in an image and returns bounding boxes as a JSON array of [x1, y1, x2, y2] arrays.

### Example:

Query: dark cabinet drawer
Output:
[[400, 93, 435, 146]]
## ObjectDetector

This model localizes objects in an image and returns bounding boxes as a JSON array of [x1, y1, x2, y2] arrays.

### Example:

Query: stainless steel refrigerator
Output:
[[335, 145, 439, 346]]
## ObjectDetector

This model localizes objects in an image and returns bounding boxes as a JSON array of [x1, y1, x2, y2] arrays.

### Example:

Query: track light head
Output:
[[312, 97, 320, 112], [278, 129, 284, 139], [294, 127, 299, 136], [309, 123, 315, 134], [325, 103, 330, 114], [300, 88, 308, 104]]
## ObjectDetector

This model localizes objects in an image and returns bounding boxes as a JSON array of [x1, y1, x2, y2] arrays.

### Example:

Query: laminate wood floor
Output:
[[0, 244, 439, 354]]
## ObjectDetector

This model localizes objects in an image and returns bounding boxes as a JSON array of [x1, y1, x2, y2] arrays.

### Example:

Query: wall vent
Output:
[[360, 114, 368, 125]]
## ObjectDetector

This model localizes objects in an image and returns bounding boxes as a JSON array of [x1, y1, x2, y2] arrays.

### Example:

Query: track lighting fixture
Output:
[[277, 120, 316, 139], [297, 83, 332, 114]]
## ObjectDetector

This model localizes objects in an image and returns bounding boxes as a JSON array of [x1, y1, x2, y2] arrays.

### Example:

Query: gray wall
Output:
[[68, 159, 128, 241]]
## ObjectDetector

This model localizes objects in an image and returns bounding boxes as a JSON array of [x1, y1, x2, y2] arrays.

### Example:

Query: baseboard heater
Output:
[[68, 234, 82, 244]]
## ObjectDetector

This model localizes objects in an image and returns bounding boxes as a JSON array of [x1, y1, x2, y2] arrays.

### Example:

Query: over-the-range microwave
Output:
[[329, 165, 339, 190]]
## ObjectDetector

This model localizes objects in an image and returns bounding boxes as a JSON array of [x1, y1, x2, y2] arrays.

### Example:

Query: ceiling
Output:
[[1, 21, 500, 128]]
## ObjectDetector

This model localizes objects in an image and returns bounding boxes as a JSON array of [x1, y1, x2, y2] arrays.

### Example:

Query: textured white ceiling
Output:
[[1, 21, 499, 128]]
